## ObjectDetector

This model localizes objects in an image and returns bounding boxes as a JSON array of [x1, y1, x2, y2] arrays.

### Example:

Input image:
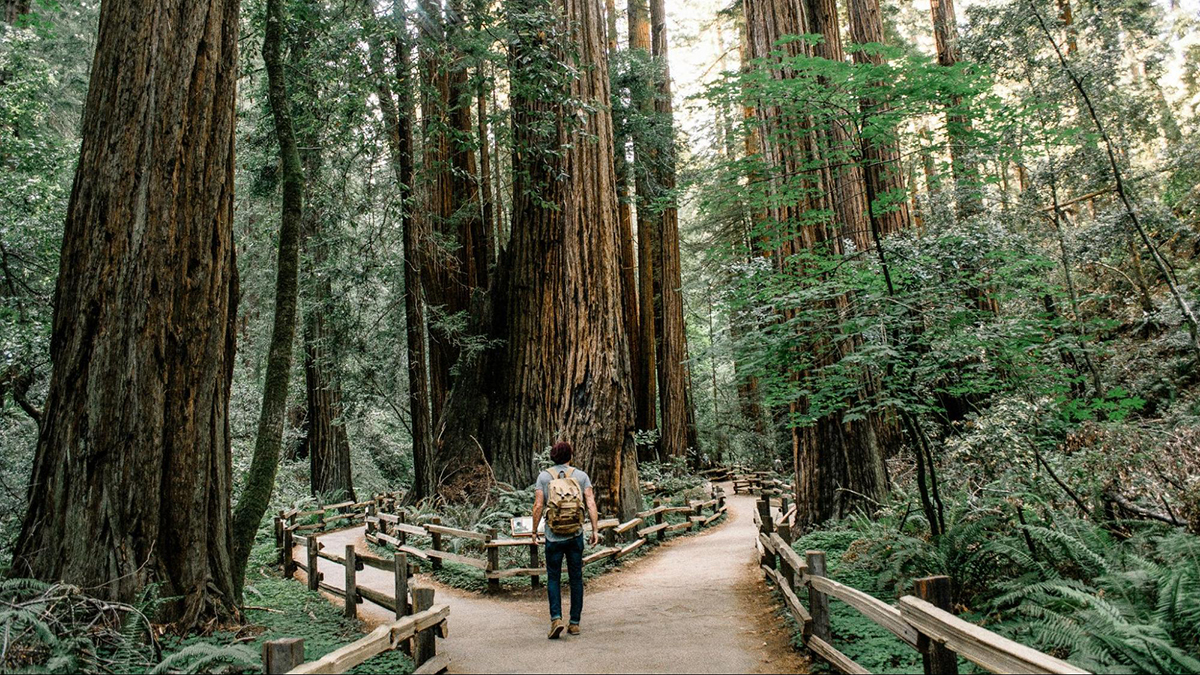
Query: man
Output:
[[531, 441, 600, 639]]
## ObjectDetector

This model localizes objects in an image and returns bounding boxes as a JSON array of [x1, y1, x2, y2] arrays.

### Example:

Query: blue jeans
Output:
[[545, 534, 584, 624]]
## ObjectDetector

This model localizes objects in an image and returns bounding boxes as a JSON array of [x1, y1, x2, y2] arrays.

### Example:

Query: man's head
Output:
[[550, 441, 573, 465]]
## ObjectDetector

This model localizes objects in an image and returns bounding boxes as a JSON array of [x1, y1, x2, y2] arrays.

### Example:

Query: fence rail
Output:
[[337, 485, 729, 592], [753, 497, 1088, 675], [261, 601, 449, 674]]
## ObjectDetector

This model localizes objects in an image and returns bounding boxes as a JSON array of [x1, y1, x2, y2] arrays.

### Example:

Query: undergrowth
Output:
[[791, 485, 1200, 674], [1, 534, 414, 674]]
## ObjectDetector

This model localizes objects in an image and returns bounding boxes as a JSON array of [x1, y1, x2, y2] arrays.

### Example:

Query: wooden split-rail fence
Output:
[[752, 497, 1089, 675], [355, 485, 729, 592], [733, 472, 793, 499], [268, 492, 450, 673], [260, 598, 450, 674]]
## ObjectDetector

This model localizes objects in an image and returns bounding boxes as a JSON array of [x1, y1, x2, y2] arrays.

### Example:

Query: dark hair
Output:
[[550, 441, 573, 465]]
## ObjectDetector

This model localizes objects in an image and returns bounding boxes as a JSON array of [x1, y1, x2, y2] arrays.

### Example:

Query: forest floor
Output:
[[295, 486, 808, 673]]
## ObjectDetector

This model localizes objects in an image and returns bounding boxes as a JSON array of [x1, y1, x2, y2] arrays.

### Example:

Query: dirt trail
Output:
[[297, 486, 808, 674]]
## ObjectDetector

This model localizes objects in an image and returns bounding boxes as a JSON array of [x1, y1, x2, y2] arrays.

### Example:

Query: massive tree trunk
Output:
[[743, 0, 888, 526], [231, 0, 304, 592], [628, 0, 659, 460], [648, 0, 697, 460], [13, 0, 240, 627], [847, 0, 911, 236], [805, 0, 872, 251], [420, 0, 490, 426], [363, 2, 436, 499], [432, 0, 641, 519], [303, 307, 355, 500]]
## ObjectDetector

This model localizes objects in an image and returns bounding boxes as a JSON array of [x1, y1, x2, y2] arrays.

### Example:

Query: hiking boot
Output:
[[548, 619, 564, 640], [567, 624, 580, 636]]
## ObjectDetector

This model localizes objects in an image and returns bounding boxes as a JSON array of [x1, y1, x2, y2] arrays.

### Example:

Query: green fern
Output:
[[150, 642, 260, 674]]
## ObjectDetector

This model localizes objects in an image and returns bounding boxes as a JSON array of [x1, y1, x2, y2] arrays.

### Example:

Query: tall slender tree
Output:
[[292, 0, 356, 502], [232, 0, 305, 591], [608, 0, 646, 445], [13, 0, 241, 626], [363, 1, 436, 500], [742, 0, 888, 526], [649, 0, 698, 459], [628, 0, 659, 460], [930, 0, 981, 217]]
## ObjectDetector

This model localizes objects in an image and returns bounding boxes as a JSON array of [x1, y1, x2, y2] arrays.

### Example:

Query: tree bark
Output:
[[231, 0, 304, 593], [649, 0, 696, 460], [304, 313, 355, 500], [628, 0, 659, 460], [13, 0, 241, 627], [432, 0, 641, 519], [847, 0, 911, 236]]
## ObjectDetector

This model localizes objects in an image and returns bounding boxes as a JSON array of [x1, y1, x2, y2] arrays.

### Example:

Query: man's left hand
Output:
[[589, 532, 599, 547]]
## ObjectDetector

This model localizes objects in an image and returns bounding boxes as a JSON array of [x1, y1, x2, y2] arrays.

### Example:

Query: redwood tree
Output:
[[363, 2, 436, 500], [742, 0, 888, 526], [930, 0, 981, 217], [628, 0, 659, 461], [13, 0, 241, 626], [420, 0, 490, 425], [433, 0, 640, 518], [648, 0, 698, 460]]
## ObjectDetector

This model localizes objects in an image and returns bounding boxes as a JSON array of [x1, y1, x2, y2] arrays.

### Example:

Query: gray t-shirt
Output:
[[535, 464, 591, 542]]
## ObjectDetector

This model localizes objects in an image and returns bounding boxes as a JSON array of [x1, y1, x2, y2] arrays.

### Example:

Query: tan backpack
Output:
[[545, 467, 584, 536]]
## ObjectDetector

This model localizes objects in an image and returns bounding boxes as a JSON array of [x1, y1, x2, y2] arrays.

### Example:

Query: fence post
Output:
[[394, 552, 409, 619], [777, 523, 794, 589], [485, 526, 500, 594], [429, 517, 442, 571], [757, 498, 772, 534], [262, 637, 305, 674], [806, 551, 831, 642], [653, 498, 664, 542], [366, 503, 376, 535], [412, 586, 437, 666], [397, 511, 407, 546], [780, 495, 789, 522], [915, 575, 959, 675], [307, 536, 320, 592], [282, 527, 294, 579], [717, 487, 725, 511], [603, 517, 615, 548], [529, 538, 542, 589], [344, 545, 357, 618], [274, 513, 284, 561]]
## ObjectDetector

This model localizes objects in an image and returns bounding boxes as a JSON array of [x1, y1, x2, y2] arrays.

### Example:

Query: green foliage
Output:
[[795, 484, 1200, 674], [165, 540, 415, 674]]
